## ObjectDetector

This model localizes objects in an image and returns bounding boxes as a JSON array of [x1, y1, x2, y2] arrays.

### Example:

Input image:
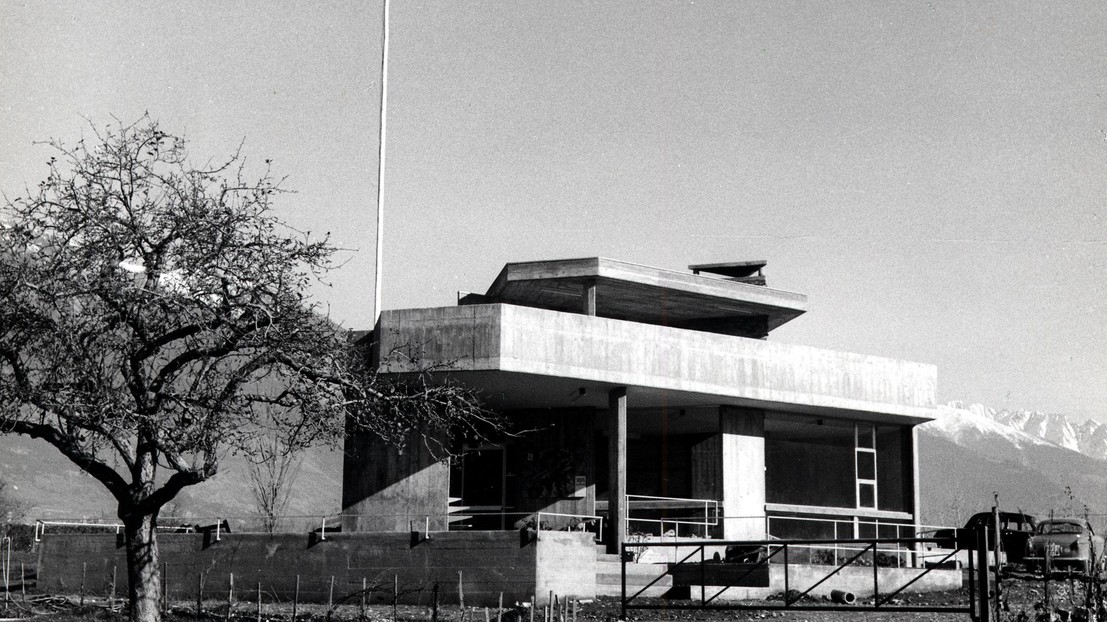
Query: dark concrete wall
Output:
[[37, 531, 540, 606], [506, 410, 597, 527], [342, 430, 450, 532]]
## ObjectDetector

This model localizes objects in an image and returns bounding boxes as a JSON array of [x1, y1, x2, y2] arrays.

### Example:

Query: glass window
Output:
[[857, 451, 876, 480], [857, 423, 875, 449], [858, 483, 876, 508]]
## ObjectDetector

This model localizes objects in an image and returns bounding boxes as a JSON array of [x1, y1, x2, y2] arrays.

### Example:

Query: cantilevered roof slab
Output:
[[377, 304, 937, 425], [468, 257, 807, 335]]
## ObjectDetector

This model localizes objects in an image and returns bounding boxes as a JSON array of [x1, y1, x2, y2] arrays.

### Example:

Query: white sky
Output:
[[1, 1, 1104, 421]]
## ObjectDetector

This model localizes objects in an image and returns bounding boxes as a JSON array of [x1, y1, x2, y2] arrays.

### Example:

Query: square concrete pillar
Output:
[[608, 387, 627, 553], [720, 406, 766, 540]]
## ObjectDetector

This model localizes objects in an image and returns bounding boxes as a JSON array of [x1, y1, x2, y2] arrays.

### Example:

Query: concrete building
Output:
[[342, 257, 936, 552]]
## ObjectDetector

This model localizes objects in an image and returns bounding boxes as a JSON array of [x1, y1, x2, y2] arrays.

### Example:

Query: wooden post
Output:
[[292, 575, 300, 622], [226, 572, 235, 622], [196, 572, 204, 618], [328, 575, 335, 611], [256, 582, 262, 622], [458, 570, 465, 613], [364, 576, 370, 621], [110, 565, 117, 612], [529, 593, 535, 622], [497, 592, 503, 622], [572, 598, 577, 622], [163, 562, 169, 615], [391, 575, 397, 622], [80, 561, 86, 606], [484, 607, 490, 622], [432, 582, 439, 622], [20, 563, 25, 602]]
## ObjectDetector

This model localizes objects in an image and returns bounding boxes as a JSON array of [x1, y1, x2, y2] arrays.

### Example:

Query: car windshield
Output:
[[1039, 522, 1084, 535]]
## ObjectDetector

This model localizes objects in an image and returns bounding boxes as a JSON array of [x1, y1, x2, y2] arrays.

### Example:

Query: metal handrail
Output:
[[625, 494, 719, 538]]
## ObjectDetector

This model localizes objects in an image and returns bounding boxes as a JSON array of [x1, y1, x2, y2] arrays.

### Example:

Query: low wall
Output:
[[705, 563, 962, 600], [37, 531, 596, 606]]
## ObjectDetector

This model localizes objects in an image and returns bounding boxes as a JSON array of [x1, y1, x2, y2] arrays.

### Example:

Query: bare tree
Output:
[[247, 432, 301, 533], [0, 117, 496, 622]]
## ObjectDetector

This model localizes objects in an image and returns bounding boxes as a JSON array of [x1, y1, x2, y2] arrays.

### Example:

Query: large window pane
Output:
[[766, 416, 855, 508]]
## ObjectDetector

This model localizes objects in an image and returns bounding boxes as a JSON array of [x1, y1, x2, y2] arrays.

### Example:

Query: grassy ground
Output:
[[2, 572, 1102, 622]]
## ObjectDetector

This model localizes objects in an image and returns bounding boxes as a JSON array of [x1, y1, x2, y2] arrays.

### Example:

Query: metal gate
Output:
[[621, 527, 993, 621]]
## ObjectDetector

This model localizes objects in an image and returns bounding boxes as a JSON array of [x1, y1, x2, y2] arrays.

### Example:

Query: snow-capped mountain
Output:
[[918, 402, 1107, 525], [931, 402, 1107, 461]]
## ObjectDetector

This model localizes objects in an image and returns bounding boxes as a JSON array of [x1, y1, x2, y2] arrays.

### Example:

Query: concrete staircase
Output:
[[595, 546, 674, 598]]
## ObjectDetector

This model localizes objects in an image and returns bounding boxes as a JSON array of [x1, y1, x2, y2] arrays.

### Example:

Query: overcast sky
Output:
[[2, 1, 1104, 422]]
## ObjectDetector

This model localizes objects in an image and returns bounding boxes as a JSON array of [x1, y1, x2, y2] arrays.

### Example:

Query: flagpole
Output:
[[373, 0, 391, 325]]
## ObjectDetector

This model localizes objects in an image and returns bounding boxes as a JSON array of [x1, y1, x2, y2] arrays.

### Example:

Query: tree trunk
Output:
[[124, 511, 162, 622]]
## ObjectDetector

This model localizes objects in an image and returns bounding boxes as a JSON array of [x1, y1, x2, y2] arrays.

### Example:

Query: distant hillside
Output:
[[918, 403, 1107, 527], [0, 434, 342, 524]]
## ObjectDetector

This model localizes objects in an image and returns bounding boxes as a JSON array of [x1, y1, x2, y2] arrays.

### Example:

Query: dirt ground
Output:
[[2, 572, 1100, 622]]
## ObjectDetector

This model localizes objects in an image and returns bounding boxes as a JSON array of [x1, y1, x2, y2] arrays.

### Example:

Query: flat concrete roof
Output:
[[377, 304, 937, 424], [476, 257, 807, 333]]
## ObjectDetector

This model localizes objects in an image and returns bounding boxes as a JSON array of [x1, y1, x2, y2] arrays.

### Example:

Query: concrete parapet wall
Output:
[[379, 305, 936, 419], [534, 532, 596, 601], [37, 531, 592, 606]]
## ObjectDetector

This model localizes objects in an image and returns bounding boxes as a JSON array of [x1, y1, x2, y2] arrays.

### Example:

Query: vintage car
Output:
[[1024, 518, 1105, 574], [930, 511, 1038, 564]]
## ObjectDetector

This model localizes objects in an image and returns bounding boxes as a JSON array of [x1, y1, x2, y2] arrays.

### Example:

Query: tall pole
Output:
[[373, 0, 391, 324]]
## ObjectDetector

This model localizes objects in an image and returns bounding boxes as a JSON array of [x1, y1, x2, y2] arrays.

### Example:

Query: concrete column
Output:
[[911, 426, 921, 529], [583, 281, 597, 316], [608, 387, 627, 553], [720, 406, 766, 540]]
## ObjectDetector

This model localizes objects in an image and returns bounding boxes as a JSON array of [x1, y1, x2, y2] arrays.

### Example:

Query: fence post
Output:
[[458, 571, 465, 613], [783, 544, 790, 605], [196, 572, 203, 618], [163, 561, 169, 615], [292, 574, 300, 622], [256, 582, 262, 622], [620, 542, 627, 621], [80, 561, 86, 606], [110, 565, 117, 611], [976, 525, 991, 622], [225, 572, 235, 622], [328, 575, 335, 611], [872, 542, 879, 607]]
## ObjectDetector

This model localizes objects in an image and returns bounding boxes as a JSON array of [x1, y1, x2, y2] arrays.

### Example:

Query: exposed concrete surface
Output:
[[378, 304, 937, 420], [342, 431, 449, 532], [721, 407, 766, 539], [37, 531, 550, 606], [534, 532, 596, 603]]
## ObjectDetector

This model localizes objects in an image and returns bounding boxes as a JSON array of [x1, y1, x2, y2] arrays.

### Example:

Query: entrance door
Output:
[[449, 444, 506, 530]]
